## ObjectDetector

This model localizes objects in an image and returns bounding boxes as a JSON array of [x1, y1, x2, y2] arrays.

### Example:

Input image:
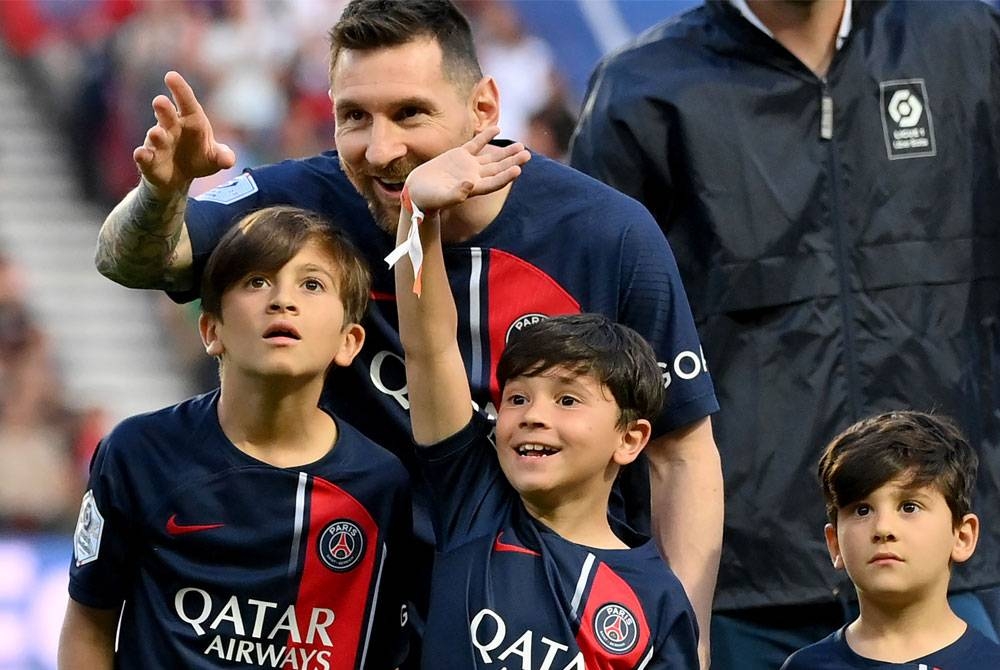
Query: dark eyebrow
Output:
[[335, 96, 437, 116]]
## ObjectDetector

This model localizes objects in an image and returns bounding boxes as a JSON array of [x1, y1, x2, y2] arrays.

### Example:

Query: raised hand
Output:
[[133, 71, 237, 195], [404, 127, 531, 213]]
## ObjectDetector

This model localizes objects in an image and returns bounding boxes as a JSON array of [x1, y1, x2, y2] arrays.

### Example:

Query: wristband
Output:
[[383, 184, 426, 297]]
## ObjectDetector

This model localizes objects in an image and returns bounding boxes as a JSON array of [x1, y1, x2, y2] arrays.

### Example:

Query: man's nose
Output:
[[365, 117, 407, 168]]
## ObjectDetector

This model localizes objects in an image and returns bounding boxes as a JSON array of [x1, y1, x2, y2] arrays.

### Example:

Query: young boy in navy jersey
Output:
[[59, 206, 412, 669], [388, 127, 699, 668], [781, 411, 1000, 669]]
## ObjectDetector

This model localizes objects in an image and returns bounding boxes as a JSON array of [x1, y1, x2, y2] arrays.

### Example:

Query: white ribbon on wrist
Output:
[[383, 185, 426, 297]]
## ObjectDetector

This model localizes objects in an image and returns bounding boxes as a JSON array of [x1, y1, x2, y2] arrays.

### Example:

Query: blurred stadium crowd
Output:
[[0, 0, 582, 534]]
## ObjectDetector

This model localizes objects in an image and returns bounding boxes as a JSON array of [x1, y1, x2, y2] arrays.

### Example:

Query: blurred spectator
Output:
[[0, 256, 86, 532], [524, 96, 578, 163], [461, 1, 566, 143]]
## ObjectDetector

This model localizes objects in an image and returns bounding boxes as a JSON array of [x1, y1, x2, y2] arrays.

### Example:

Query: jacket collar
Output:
[[726, 0, 853, 49]]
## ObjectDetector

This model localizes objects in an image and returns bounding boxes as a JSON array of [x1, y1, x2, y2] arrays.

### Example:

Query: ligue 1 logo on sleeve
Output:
[[593, 603, 639, 655], [317, 519, 366, 572]]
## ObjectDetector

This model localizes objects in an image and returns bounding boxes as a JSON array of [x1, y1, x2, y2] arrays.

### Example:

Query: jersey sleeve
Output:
[[369, 472, 414, 668], [414, 412, 514, 552], [648, 562, 699, 669], [67, 436, 137, 610], [617, 206, 719, 435]]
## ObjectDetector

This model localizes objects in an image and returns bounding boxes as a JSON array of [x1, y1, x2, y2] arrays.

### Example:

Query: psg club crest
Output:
[[505, 313, 548, 344], [593, 603, 639, 655], [317, 519, 366, 572]]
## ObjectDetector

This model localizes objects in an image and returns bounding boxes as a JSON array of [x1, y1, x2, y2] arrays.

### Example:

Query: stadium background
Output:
[[0, 2, 697, 668], [2, 1, 997, 668]]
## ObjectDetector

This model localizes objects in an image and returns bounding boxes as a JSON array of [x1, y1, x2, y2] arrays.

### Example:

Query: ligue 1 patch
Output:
[[73, 490, 104, 567], [879, 79, 936, 160], [193, 173, 259, 204], [593, 603, 639, 655], [505, 313, 548, 344], [317, 519, 366, 572]]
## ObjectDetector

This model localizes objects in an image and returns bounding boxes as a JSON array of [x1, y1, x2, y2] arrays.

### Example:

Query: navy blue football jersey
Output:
[[181, 148, 718, 546], [416, 414, 699, 669], [780, 624, 1000, 669], [68, 391, 411, 669]]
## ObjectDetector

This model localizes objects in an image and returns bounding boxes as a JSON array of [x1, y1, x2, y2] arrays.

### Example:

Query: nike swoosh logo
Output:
[[166, 514, 224, 536], [493, 531, 539, 557]]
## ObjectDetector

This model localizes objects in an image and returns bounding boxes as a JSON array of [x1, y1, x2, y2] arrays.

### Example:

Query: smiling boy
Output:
[[389, 128, 699, 668], [781, 411, 1000, 669], [59, 207, 412, 669]]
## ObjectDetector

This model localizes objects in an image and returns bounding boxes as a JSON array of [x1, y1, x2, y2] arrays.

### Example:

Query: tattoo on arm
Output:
[[95, 179, 195, 291]]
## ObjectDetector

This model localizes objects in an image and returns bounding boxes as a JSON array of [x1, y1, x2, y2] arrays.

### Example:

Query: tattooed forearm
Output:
[[95, 178, 195, 291]]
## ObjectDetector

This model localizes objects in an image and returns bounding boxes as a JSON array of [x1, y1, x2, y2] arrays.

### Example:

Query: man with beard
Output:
[[94, 1, 722, 666], [570, 0, 1000, 668]]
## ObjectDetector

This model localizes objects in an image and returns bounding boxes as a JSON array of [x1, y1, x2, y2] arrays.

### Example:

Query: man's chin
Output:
[[368, 201, 401, 234]]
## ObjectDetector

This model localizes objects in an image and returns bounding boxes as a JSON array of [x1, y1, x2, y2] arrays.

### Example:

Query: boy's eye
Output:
[[557, 395, 579, 407], [854, 504, 871, 517], [505, 393, 527, 406], [900, 501, 919, 513], [302, 278, 324, 292], [247, 276, 268, 288]]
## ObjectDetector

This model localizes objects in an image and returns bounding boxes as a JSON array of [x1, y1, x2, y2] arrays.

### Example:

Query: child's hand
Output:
[[404, 127, 530, 213]]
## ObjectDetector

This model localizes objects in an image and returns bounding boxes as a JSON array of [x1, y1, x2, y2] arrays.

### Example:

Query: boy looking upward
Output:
[[782, 411, 1000, 669], [390, 128, 699, 668], [59, 207, 412, 669]]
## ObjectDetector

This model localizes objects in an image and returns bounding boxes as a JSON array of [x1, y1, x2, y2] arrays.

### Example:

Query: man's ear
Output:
[[613, 419, 652, 466], [824, 523, 844, 570], [199, 312, 225, 357], [952, 513, 980, 564], [331, 323, 366, 367], [469, 76, 501, 131]]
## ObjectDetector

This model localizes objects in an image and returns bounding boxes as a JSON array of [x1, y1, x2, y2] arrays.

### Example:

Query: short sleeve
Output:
[[67, 438, 136, 609]]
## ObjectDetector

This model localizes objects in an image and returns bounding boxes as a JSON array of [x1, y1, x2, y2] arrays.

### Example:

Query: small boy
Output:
[[59, 206, 412, 669], [389, 128, 699, 668], [781, 411, 1000, 669]]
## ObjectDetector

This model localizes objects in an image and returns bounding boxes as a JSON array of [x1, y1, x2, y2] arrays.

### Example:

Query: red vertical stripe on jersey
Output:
[[290, 476, 379, 670], [576, 562, 652, 669], [486, 250, 581, 403]]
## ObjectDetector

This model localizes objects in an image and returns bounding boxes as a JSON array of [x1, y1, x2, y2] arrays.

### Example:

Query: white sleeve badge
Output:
[[73, 490, 104, 567], [193, 173, 259, 204]]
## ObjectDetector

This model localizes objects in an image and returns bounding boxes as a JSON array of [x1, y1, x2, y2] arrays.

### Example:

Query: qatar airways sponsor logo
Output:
[[174, 587, 335, 668], [470, 608, 585, 670]]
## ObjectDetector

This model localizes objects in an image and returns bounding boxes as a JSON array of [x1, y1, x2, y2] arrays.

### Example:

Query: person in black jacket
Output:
[[570, 1, 1000, 669]]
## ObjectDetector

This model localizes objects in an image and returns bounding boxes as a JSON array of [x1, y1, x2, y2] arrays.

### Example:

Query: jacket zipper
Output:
[[822, 78, 861, 422]]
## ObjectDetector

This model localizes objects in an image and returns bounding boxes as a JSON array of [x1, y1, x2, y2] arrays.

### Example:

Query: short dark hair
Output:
[[201, 206, 371, 325], [818, 411, 978, 527], [496, 314, 665, 429], [329, 0, 482, 90]]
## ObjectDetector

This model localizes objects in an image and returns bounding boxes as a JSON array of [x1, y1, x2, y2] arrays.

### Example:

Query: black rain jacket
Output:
[[571, 0, 1000, 611]]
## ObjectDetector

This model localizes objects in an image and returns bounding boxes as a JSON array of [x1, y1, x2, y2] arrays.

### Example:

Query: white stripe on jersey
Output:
[[288, 472, 308, 575], [359, 542, 387, 668], [571, 552, 597, 619], [636, 643, 655, 670], [469, 249, 484, 384]]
